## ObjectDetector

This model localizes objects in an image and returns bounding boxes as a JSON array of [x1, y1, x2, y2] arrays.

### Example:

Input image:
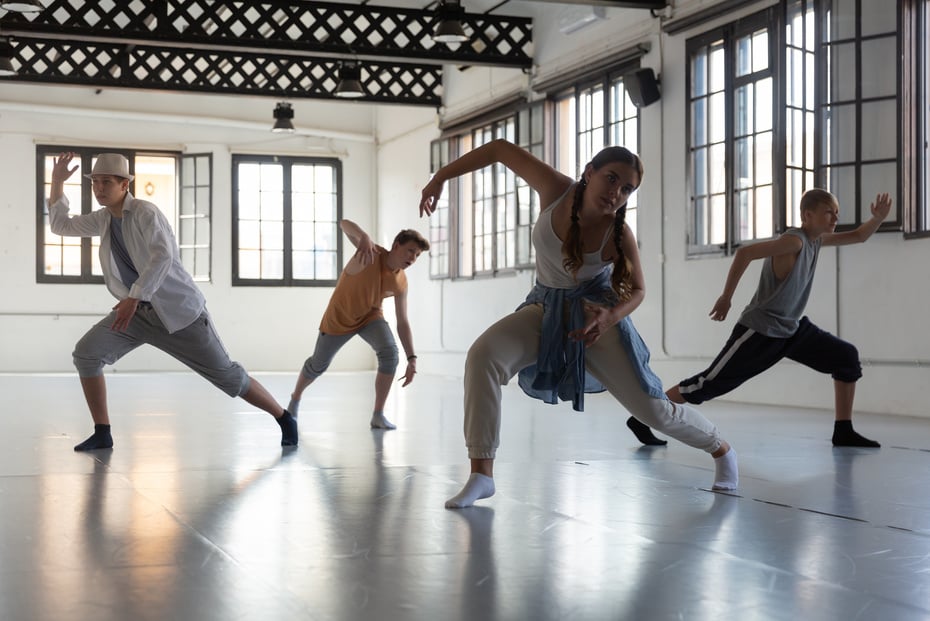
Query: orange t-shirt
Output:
[[319, 246, 408, 335]]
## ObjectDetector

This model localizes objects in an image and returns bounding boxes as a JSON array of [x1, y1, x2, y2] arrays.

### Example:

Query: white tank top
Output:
[[532, 184, 613, 289]]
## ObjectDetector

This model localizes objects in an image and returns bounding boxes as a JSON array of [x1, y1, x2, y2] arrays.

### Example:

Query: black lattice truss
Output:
[[4, 37, 442, 105], [0, 0, 533, 105]]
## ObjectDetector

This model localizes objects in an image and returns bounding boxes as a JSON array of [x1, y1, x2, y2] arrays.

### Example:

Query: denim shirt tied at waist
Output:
[[517, 268, 665, 411]]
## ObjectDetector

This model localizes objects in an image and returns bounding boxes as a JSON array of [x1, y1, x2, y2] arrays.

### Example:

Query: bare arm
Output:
[[822, 193, 892, 246], [709, 234, 803, 321], [340, 219, 377, 268], [393, 291, 417, 387], [420, 139, 573, 218]]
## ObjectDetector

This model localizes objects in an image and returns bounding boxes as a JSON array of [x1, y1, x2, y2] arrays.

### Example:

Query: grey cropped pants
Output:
[[72, 304, 250, 397], [463, 304, 722, 460]]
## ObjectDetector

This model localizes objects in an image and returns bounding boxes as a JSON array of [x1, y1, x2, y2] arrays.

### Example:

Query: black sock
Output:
[[832, 420, 880, 448], [627, 416, 667, 446], [277, 410, 298, 447], [74, 424, 113, 452]]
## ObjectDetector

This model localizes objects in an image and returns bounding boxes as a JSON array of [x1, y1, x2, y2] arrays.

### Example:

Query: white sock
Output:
[[712, 448, 739, 491], [370, 411, 396, 430], [287, 396, 300, 418], [445, 473, 495, 509]]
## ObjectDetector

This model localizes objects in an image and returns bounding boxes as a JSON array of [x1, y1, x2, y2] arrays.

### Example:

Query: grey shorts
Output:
[[72, 304, 250, 397]]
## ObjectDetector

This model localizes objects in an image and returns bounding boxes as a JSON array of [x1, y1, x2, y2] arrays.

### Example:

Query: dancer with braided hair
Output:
[[419, 139, 738, 508]]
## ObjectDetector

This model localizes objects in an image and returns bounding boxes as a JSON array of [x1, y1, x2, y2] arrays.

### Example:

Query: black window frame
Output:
[[231, 154, 343, 287]]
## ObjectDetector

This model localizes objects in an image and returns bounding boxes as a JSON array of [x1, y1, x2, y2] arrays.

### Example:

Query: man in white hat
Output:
[[46, 152, 298, 450]]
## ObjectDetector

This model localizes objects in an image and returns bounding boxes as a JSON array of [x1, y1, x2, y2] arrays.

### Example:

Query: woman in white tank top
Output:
[[419, 139, 738, 509]]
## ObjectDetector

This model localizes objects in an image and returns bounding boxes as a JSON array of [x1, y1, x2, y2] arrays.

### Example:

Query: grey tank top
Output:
[[738, 228, 821, 337], [532, 184, 613, 288]]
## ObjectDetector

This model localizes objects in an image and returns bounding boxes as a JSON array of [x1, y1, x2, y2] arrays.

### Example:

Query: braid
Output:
[[610, 204, 633, 301], [561, 179, 587, 276]]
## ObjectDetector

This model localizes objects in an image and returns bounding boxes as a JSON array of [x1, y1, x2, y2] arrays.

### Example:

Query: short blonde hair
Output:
[[799, 188, 839, 213]]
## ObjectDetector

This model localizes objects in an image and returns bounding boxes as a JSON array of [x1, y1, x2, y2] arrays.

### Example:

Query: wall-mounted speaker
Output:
[[624, 68, 661, 108]]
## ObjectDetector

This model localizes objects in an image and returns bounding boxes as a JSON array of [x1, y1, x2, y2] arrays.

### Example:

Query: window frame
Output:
[[231, 154, 343, 287], [685, 7, 779, 257]]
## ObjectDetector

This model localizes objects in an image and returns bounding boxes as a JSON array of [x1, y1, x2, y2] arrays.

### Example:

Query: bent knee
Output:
[[832, 342, 862, 382], [375, 344, 399, 374]]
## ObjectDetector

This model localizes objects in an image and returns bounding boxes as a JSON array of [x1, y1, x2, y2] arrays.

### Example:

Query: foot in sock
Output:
[[712, 448, 738, 491], [626, 416, 668, 446], [832, 420, 880, 447], [74, 424, 113, 451], [287, 396, 301, 418], [445, 473, 495, 508], [370, 411, 396, 430], [277, 410, 298, 446]]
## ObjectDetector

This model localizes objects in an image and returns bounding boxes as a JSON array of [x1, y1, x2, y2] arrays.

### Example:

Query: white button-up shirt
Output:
[[47, 192, 205, 334]]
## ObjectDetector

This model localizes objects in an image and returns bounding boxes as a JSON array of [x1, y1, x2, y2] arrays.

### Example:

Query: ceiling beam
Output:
[[0, 0, 533, 106]]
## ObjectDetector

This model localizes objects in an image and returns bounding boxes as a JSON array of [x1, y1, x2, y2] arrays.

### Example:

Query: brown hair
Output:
[[393, 229, 430, 252], [561, 147, 643, 301], [799, 188, 839, 213]]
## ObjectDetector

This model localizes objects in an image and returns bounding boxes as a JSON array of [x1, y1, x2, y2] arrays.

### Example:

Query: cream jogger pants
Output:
[[462, 304, 723, 460]]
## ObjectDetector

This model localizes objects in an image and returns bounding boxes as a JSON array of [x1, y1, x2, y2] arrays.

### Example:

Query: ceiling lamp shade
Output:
[[334, 63, 364, 99], [0, 38, 16, 77], [0, 0, 43, 11], [433, 0, 469, 44], [271, 101, 295, 133]]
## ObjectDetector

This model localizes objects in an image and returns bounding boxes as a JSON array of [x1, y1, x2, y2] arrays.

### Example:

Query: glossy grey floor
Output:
[[1, 371, 929, 621]]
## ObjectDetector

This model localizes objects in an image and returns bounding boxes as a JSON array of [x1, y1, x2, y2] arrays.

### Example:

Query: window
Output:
[[820, 0, 900, 228], [904, 0, 929, 235], [785, 0, 816, 228], [36, 147, 187, 283], [232, 155, 341, 286], [687, 9, 776, 255], [178, 154, 212, 281], [428, 138, 453, 278], [684, 0, 906, 256], [472, 118, 517, 275], [554, 69, 641, 236], [429, 101, 544, 279]]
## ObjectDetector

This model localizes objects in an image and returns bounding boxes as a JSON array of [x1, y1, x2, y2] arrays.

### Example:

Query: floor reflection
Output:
[[0, 372, 928, 621]]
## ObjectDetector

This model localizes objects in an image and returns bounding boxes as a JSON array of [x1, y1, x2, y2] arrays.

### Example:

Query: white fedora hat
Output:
[[84, 153, 134, 181]]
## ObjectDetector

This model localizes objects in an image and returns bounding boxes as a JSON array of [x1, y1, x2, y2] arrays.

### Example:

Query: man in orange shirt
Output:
[[288, 220, 429, 429]]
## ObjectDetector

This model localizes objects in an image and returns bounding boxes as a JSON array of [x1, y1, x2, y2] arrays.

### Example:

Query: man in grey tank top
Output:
[[632, 188, 892, 448]]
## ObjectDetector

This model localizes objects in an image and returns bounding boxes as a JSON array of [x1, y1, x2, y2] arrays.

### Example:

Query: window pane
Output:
[[860, 100, 897, 161], [825, 0, 857, 41], [261, 250, 284, 279], [822, 103, 857, 164], [826, 165, 857, 224], [827, 42, 856, 103], [756, 77, 773, 131], [239, 249, 260, 278], [860, 162, 897, 221], [860, 0, 896, 36], [752, 30, 769, 73], [861, 37, 897, 99]]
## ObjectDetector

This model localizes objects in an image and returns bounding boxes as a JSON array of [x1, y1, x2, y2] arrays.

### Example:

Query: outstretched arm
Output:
[[709, 234, 803, 321], [420, 139, 573, 218], [822, 193, 892, 246], [393, 291, 417, 387], [340, 219, 377, 266]]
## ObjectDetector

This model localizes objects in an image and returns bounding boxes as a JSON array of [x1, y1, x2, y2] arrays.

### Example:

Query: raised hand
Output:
[[870, 192, 892, 221]]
